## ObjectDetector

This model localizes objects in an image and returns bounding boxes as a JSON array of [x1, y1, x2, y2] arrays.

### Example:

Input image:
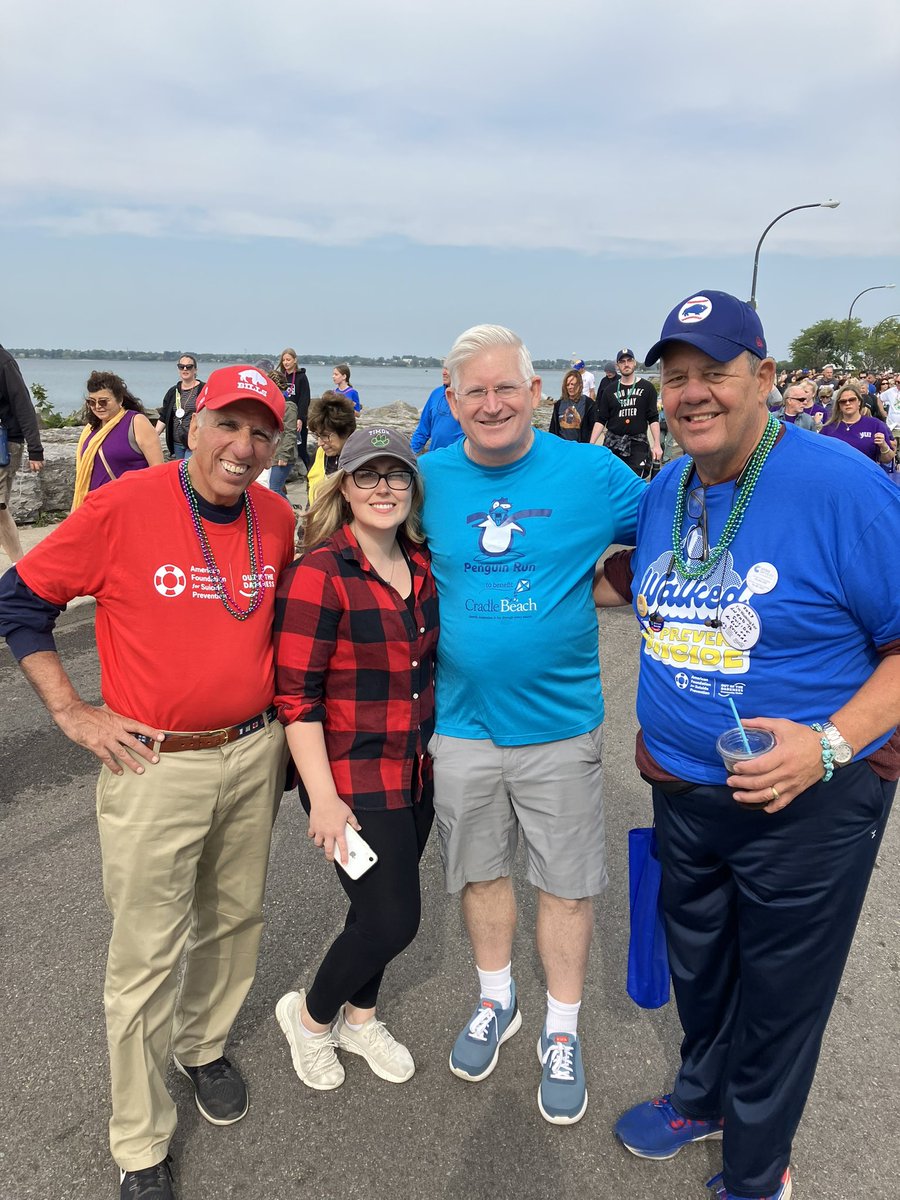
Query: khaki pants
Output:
[[96, 720, 287, 1170]]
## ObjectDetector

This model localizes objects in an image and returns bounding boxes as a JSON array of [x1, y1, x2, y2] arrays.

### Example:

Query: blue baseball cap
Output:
[[644, 291, 767, 366]]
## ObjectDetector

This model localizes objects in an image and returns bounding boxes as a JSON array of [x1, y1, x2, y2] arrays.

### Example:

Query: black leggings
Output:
[[305, 791, 434, 1025]]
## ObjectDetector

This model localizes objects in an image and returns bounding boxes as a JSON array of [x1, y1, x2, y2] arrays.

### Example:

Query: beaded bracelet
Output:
[[809, 723, 835, 783]]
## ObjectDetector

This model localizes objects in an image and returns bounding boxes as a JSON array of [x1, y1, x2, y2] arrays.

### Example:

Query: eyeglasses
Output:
[[350, 468, 414, 491], [178, 363, 196, 370], [686, 486, 709, 562], [457, 381, 529, 403], [87, 397, 111, 409]]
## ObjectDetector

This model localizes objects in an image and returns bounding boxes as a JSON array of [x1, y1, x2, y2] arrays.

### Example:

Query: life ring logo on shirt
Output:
[[678, 296, 713, 324], [154, 564, 187, 597]]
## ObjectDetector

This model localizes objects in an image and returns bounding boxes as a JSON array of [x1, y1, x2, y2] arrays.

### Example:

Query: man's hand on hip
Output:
[[53, 700, 165, 775]]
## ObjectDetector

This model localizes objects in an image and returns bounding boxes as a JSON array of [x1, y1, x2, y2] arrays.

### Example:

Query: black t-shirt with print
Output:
[[596, 378, 659, 439]]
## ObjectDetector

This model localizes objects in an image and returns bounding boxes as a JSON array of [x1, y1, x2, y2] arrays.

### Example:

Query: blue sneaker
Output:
[[706, 1167, 792, 1200], [615, 1093, 723, 1159], [536, 1030, 588, 1125], [449, 981, 522, 1081]]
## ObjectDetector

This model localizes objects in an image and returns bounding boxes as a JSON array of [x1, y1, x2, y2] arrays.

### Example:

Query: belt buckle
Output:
[[195, 727, 230, 749]]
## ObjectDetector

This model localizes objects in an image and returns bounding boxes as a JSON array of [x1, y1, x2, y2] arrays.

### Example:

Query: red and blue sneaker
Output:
[[706, 1167, 792, 1199], [614, 1093, 723, 1159]]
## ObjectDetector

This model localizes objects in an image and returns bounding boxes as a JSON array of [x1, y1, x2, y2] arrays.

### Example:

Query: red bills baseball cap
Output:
[[195, 364, 285, 430]]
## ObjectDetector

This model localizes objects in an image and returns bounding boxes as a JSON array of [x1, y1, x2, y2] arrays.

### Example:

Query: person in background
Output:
[[595, 289, 899, 1200], [156, 355, 205, 460], [306, 392, 357, 505], [0, 343, 44, 562], [267, 360, 298, 502], [72, 372, 163, 510], [332, 363, 361, 412], [572, 358, 596, 400], [594, 348, 662, 476], [279, 348, 311, 471], [775, 382, 819, 430], [548, 369, 600, 443], [597, 360, 619, 404], [273, 428, 438, 1092], [820, 380, 895, 464], [410, 368, 463, 454]]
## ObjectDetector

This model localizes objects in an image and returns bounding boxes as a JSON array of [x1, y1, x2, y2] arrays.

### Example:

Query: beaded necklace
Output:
[[178, 460, 265, 621], [670, 414, 779, 581]]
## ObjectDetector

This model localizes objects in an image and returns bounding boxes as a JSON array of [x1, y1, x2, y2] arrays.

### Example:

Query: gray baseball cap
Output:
[[338, 427, 418, 474]]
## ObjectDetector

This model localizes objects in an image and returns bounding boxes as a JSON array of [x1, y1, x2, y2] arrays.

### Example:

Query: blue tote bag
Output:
[[627, 826, 670, 1009]]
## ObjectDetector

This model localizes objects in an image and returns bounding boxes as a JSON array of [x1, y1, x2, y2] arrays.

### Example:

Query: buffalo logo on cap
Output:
[[369, 430, 391, 448], [677, 296, 713, 324], [236, 368, 270, 396]]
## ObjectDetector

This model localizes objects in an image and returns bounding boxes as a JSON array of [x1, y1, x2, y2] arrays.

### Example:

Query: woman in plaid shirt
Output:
[[273, 428, 439, 1090]]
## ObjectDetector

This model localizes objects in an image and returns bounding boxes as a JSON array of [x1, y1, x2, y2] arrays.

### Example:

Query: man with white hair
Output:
[[419, 324, 644, 1125]]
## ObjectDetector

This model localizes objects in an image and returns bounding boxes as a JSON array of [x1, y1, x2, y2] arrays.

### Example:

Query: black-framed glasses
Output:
[[350, 467, 414, 491], [685, 485, 709, 561], [178, 363, 196, 370]]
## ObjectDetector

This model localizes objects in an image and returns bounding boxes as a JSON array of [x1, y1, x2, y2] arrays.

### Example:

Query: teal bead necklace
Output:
[[670, 415, 779, 580]]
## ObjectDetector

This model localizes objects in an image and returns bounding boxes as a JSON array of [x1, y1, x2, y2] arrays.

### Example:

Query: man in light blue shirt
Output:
[[419, 324, 644, 1126]]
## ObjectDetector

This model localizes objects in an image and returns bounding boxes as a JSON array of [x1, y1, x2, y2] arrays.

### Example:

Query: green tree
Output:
[[863, 318, 900, 372], [788, 318, 867, 370]]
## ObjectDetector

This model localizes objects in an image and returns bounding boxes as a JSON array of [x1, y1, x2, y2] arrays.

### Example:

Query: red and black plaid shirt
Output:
[[274, 525, 439, 810]]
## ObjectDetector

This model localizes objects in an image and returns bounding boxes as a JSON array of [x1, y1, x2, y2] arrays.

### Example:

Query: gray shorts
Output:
[[428, 726, 606, 900], [0, 440, 23, 509]]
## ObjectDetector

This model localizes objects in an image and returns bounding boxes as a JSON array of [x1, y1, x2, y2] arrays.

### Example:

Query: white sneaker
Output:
[[275, 989, 345, 1091], [335, 1010, 415, 1083]]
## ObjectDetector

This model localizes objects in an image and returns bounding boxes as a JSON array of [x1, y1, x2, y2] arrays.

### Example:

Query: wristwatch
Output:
[[820, 721, 854, 766]]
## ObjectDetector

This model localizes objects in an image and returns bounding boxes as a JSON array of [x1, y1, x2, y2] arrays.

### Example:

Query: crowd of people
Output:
[[1, 299, 898, 1200]]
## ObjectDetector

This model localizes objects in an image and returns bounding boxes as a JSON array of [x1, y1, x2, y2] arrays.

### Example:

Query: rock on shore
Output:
[[8, 399, 553, 524]]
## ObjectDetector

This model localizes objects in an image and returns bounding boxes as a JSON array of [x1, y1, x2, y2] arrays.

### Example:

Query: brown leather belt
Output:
[[135, 706, 278, 753]]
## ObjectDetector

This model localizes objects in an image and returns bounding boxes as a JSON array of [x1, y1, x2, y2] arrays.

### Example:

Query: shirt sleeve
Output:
[[2, 357, 44, 460], [0, 566, 64, 660], [603, 451, 646, 545], [411, 395, 434, 452], [273, 556, 342, 725]]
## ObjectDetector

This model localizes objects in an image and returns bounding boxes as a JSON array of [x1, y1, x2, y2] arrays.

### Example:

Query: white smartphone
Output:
[[333, 824, 378, 879]]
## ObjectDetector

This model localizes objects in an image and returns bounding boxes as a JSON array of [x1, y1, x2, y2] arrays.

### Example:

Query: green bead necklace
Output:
[[670, 415, 779, 581]]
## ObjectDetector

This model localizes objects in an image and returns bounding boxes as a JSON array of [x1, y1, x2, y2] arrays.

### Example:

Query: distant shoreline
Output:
[[9, 348, 612, 371]]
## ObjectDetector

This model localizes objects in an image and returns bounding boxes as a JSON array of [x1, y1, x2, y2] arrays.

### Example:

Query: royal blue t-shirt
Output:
[[420, 431, 644, 744], [632, 424, 900, 783]]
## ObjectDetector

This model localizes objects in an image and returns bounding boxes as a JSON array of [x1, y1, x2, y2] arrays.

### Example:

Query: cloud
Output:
[[3, 0, 899, 261]]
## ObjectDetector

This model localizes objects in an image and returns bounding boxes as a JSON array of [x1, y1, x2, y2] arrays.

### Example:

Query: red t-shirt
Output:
[[19, 463, 296, 730]]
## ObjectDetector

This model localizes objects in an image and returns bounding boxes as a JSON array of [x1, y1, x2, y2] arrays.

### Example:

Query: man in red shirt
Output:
[[0, 366, 295, 1200]]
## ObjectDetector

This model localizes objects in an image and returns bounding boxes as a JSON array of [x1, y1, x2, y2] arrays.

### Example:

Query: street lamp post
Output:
[[748, 200, 840, 310], [844, 285, 897, 369]]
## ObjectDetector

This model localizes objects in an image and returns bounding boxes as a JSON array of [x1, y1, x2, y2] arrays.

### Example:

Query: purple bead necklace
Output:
[[178, 460, 265, 621]]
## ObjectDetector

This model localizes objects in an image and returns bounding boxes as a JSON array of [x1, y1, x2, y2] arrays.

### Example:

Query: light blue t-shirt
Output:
[[420, 431, 645, 745], [632, 424, 900, 783]]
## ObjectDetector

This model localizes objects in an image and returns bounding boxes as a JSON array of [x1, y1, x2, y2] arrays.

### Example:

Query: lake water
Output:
[[17, 360, 449, 417], [17, 358, 573, 417]]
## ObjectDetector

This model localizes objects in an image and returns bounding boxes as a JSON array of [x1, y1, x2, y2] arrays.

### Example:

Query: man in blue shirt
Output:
[[595, 291, 900, 1200], [419, 324, 644, 1126], [410, 368, 463, 453]]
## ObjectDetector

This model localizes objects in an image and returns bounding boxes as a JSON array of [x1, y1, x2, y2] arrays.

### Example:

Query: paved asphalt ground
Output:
[[1, 533, 898, 1200]]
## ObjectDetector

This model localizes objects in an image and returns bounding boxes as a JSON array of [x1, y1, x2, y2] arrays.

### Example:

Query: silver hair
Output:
[[445, 324, 534, 390]]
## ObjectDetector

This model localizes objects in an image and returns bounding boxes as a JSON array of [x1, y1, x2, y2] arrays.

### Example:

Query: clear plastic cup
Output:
[[715, 727, 776, 774]]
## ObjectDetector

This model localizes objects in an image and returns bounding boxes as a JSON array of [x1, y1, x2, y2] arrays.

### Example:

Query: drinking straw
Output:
[[728, 697, 752, 754]]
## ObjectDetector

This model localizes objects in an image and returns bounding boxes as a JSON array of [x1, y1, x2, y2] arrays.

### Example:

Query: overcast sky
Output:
[[3, 0, 899, 360]]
